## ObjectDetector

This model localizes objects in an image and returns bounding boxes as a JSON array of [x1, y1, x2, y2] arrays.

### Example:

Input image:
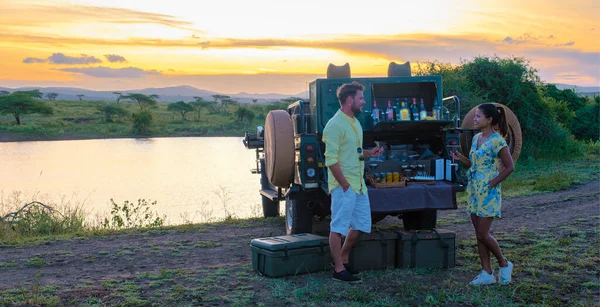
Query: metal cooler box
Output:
[[250, 233, 330, 277]]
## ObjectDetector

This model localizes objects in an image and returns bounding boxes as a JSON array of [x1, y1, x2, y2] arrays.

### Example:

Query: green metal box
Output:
[[250, 233, 330, 277], [396, 230, 456, 268], [348, 231, 397, 271]]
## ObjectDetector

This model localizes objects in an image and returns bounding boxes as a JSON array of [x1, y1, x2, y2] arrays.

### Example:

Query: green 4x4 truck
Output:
[[243, 62, 522, 235]]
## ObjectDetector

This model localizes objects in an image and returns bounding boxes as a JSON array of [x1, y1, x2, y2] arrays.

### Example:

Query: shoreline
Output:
[[0, 132, 246, 143]]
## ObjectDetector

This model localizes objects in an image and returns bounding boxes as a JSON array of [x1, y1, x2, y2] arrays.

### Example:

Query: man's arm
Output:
[[328, 163, 350, 192]]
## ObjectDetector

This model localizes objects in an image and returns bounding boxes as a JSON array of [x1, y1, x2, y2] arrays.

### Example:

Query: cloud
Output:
[[23, 57, 46, 64], [1, 4, 200, 32], [48, 53, 102, 65], [104, 54, 127, 63], [57, 66, 162, 78], [501, 33, 544, 45], [555, 41, 575, 47]]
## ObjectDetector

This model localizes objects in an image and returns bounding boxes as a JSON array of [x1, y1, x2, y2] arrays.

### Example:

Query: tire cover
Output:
[[264, 110, 294, 187], [460, 103, 522, 163]]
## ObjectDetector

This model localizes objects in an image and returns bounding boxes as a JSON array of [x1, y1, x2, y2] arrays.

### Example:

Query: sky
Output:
[[0, 0, 598, 95]]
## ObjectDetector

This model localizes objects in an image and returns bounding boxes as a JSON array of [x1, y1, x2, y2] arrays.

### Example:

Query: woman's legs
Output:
[[471, 214, 508, 274]]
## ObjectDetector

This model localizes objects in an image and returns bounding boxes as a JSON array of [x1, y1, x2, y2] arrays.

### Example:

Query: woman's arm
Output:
[[490, 147, 514, 187], [450, 150, 472, 168]]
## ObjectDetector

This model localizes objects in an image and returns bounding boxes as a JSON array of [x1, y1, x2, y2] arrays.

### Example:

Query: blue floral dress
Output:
[[466, 132, 508, 218]]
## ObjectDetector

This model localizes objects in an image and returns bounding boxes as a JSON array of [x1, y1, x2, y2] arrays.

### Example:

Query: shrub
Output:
[[571, 101, 599, 142], [132, 110, 153, 135], [101, 199, 165, 229]]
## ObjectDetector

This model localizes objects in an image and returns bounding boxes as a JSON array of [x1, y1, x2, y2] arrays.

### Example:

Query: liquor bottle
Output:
[[410, 98, 420, 121], [386, 100, 395, 121], [432, 98, 442, 120], [419, 98, 427, 120], [400, 98, 410, 121], [395, 98, 401, 120], [372, 100, 381, 125]]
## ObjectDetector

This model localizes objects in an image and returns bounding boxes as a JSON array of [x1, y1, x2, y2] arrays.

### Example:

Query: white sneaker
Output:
[[498, 261, 513, 285], [469, 270, 496, 285]]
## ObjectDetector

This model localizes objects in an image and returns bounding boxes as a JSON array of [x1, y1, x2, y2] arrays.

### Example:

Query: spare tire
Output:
[[460, 103, 522, 163], [264, 110, 295, 187]]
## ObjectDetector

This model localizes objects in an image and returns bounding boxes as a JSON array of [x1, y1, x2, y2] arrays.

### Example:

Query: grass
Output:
[[1, 218, 597, 305], [455, 153, 599, 203], [0, 99, 287, 141]]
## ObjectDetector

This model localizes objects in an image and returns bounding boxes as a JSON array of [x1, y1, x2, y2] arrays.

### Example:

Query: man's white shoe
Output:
[[498, 261, 513, 285], [469, 270, 496, 285]]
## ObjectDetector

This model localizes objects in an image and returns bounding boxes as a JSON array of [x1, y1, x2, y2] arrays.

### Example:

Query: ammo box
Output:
[[396, 230, 456, 268], [348, 231, 397, 271], [250, 233, 330, 277]]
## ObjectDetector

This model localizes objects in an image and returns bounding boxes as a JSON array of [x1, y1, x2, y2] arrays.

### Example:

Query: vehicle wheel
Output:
[[264, 110, 295, 188], [285, 195, 313, 235], [371, 213, 387, 224], [261, 196, 279, 218], [461, 103, 522, 163], [402, 210, 437, 231]]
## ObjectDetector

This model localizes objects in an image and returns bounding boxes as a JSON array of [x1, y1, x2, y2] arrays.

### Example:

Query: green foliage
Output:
[[122, 93, 157, 111], [542, 96, 575, 130], [13, 89, 43, 99], [571, 100, 599, 141], [235, 106, 255, 123], [101, 199, 165, 230], [132, 110, 153, 135], [541, 84, 586, 111], [97, 103, 129, 122], [167, 101, 193, 120], [460, 56, 582, 159], [0, 93, 53, 125], [0, 202, 85, 241]]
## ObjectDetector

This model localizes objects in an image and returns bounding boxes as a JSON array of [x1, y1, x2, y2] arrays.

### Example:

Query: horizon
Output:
[[1, 0, 599, 94]]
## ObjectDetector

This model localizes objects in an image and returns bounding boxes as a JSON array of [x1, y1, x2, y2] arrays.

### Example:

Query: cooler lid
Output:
[[250, 233, 329, 251]]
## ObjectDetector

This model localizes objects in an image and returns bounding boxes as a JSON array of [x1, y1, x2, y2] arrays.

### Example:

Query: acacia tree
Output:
[[167, 101, 193, 120], [149, 94, 160, 101], [121, 93, 157, 111], [46, 93, 59, 101], [0, 93, 53, 125], [113, 92, 123, 103], [190, 97, 210, 121], [211, 94, 230, 113], [76, 94, 84, 101], [97, 104, 129, 122]]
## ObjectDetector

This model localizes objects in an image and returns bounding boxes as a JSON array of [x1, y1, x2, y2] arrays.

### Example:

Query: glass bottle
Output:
[[419, 98, 427, 120], [410, 98, 420, 121], [400, 98, 410, 121]]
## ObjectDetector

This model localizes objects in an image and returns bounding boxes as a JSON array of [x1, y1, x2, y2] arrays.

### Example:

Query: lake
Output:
[[0, 137, 272, 225]]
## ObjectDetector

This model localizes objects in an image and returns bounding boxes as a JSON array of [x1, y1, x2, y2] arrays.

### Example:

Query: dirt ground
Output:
[[0, 180, 598, 305]]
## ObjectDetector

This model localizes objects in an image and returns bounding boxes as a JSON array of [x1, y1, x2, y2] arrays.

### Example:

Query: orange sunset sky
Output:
[[1, 0, 598, 95]]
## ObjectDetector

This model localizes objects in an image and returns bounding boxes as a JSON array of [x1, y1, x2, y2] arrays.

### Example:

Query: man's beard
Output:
[[351, 103, 362, 114]]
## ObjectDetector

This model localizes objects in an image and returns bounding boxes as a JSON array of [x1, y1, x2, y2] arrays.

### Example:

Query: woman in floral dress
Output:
[[451, 103, 515, 285]]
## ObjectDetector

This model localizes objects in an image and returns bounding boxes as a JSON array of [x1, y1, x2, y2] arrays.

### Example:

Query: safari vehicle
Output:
[[243, 62, 522, 235]]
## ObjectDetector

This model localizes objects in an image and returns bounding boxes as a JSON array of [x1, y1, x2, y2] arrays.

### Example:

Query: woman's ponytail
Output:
[[496, 106, 508, 138]]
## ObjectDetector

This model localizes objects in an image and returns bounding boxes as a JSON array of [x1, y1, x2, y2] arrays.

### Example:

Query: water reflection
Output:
[[0, 137, 265, 224]]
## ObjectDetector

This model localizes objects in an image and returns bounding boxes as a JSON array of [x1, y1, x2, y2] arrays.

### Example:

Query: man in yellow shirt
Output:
[[323, 81, 383, 283]]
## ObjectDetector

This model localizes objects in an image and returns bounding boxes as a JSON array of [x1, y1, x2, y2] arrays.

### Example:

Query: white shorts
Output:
[[330, 186, 371, 236]]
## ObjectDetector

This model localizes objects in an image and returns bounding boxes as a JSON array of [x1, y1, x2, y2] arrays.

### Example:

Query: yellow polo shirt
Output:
[[323, 110, 366, 194]]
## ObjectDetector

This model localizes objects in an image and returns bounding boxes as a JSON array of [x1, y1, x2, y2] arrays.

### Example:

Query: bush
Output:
[[132, 110, 153, 135], [0, 201, 85, 240], [101, 199, 164, 229], [460, 56, 583, 160], [571, 101, 599, 142]]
